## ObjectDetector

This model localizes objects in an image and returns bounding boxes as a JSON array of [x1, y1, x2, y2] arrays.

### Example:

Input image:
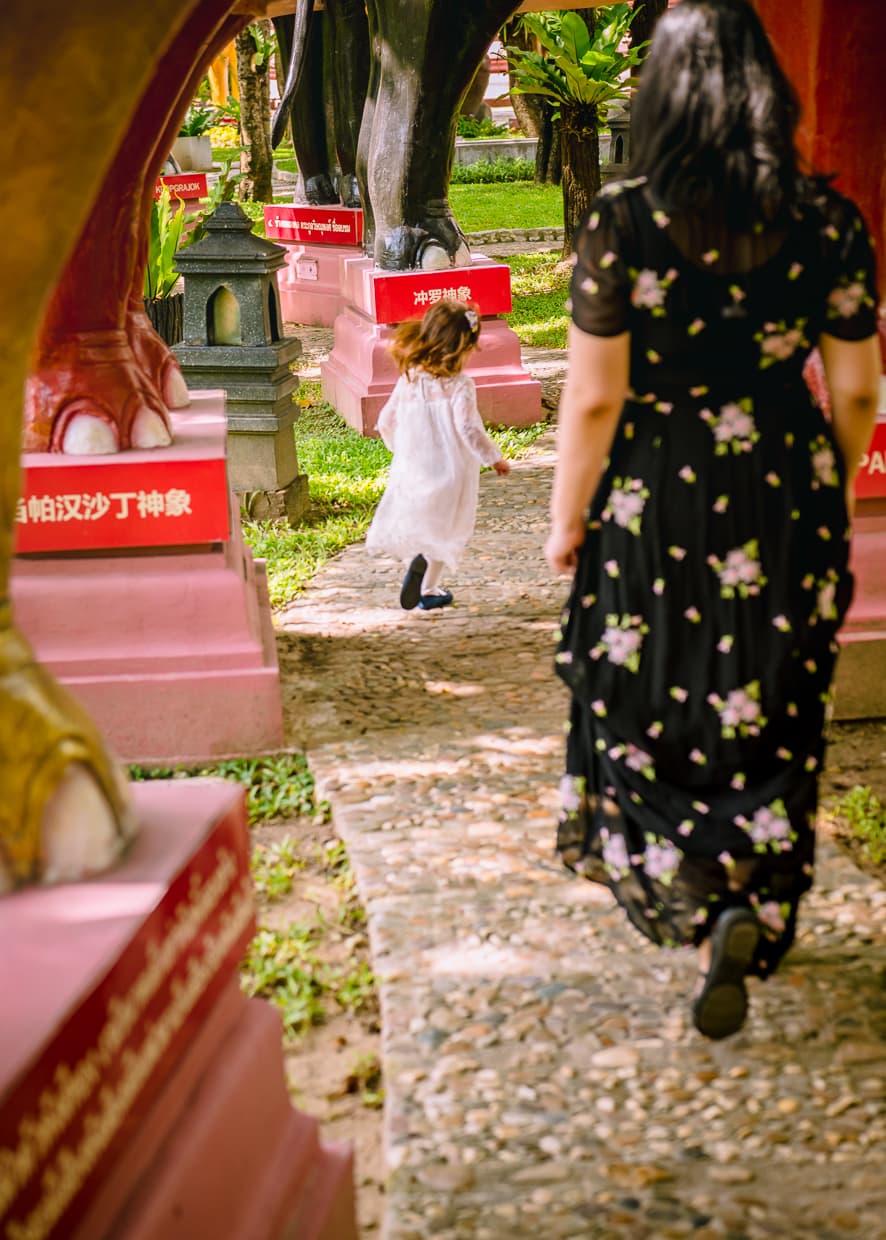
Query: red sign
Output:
[[371, 262, 512, 325], [264, 204, 363, 246], [155, 172, 208, 201], [15, 407, 231, 554], [856, 415, 886, 499]]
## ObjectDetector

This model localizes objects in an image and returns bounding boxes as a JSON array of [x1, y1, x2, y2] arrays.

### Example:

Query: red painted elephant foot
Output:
[[23, 329, 173, 455], [127, 299, 191, 412]]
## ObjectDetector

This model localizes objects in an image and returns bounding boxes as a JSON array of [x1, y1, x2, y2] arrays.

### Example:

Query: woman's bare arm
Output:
[[546, 324, 630, 575], [819, 332, 882, 516]]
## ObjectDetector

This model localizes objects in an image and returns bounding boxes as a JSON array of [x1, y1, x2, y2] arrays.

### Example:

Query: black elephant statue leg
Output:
[[328, 0, 370, 209], [362, 0, 519, 270], [274, 7, 338, 204]]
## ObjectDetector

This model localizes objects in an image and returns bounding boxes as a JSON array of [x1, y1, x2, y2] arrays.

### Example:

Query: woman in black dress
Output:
[[546, 0, 881, 1039]]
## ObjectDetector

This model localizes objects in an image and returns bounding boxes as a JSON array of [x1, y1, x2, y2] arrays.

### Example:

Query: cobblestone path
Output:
[[275, 431, 886, 1240]]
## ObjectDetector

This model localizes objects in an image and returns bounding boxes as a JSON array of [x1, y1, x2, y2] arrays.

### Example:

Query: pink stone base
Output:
[[0, 782, 356, 1240], [835, 502, 886, 719], [321, 307, 542, 436], [11, 501, 284, 765], [277, 241, 361, 327]]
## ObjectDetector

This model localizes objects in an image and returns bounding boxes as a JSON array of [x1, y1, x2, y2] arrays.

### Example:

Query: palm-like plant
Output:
[[508, 5, 645, 252]]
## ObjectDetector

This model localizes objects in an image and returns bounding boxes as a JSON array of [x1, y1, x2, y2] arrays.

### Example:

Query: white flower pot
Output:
[[171, 135, 214, 172]]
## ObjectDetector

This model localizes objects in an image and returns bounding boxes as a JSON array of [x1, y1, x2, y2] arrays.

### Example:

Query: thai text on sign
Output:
[[263, 204, 364, 246]]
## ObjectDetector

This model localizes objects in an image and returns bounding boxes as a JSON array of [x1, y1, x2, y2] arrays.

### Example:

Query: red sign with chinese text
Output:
[[856, 417, 886, 499], [154, 172, 208, 201], [15, 457, 230, 554], [263, 204, 363, 246], [371, 263, 512, 325]]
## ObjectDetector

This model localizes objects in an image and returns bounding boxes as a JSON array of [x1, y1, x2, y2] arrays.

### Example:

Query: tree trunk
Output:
[[560, 104, 600, 256], [501, 18, 545, 139], [236, 22, 274, 202]]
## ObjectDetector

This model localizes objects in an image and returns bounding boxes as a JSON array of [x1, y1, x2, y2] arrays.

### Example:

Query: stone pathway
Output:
[[275, 384, 886, 1238]]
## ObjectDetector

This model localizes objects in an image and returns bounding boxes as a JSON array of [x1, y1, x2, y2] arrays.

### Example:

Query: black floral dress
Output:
[[555, 179, 879, 977]]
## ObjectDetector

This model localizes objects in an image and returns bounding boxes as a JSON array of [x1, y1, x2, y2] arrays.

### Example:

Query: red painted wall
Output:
[[753, 0, 886, 296]]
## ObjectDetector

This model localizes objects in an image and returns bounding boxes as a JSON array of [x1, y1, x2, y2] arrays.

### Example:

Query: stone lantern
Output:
[[174, 202, 308, 523], [604, 102, 631, 180]]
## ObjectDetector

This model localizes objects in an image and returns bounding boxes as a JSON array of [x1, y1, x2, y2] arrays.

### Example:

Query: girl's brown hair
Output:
[[389, 300, 481, 378]]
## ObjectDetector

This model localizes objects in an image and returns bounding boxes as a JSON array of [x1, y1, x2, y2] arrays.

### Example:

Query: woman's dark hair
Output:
[[389, 300, 481, 379], [630, 0, 807, 229]]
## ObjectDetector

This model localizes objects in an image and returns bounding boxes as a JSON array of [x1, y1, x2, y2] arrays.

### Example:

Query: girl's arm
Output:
[[376, 377, 403, 450], [546, 323, 630, 575], [819, 332, 881, 518], [452, 377, 505, 466]]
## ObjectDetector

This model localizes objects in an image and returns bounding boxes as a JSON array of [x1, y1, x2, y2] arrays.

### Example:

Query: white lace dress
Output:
[[365, 371, 503, 571]]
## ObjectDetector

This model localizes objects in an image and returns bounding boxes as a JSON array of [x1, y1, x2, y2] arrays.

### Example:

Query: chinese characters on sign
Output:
[[412, 286, 473, 307], [15, 489, 194, 525]]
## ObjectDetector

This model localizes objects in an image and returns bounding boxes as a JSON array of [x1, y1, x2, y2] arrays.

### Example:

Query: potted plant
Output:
[[171, 103, 219, 171], [143, 185, 186, 344]]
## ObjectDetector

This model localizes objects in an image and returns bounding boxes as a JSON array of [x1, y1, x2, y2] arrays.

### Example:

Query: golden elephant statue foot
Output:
[[0, 620, 135, 892]]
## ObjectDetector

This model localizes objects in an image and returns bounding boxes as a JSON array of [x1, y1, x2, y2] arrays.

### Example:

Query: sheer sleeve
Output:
[[452, 376, 502, 465], [820, 192, 879, 341], [376, 375, 405, 450], [568, 193, 632, 338]]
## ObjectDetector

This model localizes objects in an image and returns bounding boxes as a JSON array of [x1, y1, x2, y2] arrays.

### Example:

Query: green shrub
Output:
[[457, 116, 510, 139], [451, 158, 535, 184]]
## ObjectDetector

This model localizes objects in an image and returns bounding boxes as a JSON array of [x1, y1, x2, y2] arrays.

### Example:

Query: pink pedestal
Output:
[[321, 255, 542, 436], [264, 204, 364, 328], [277, 241, 359, 327], [836, 500, 886, 718], [11, 397, 285, 764], [0, 781, 356, 1240]]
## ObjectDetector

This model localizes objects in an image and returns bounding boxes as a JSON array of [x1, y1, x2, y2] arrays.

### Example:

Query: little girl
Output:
[[366, 300, 511, 610]]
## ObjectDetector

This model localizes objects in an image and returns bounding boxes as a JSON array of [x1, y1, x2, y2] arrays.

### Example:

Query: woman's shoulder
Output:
[[799, 179, 869, 238]]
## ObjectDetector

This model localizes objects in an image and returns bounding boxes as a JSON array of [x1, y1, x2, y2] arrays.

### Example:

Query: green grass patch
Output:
[[242, 381, 549, 607], [450, 181, 562, 232], [506, 250, 571, 349], [835, 785, 886, 864], [129, 753, 323, 825]]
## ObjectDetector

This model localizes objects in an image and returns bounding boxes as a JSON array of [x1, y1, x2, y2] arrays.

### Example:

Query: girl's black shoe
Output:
[[400, 555, 427, 609]]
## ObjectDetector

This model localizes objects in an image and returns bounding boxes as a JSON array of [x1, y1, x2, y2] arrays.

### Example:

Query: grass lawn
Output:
[[242, 382, 550, 607], [449, 182, 562, 233], [507, 251, 571, 349]]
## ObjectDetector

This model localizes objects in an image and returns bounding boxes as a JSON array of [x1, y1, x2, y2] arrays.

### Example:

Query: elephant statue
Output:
[[274, 0, 522, 270]]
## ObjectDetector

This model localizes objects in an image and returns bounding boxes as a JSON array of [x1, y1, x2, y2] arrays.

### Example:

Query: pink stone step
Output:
[[277, 242, 360, 328]]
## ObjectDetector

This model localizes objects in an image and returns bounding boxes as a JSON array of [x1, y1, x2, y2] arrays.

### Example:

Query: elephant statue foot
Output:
[[300, 171, 340, 205], [0, 623, 134, 892], [127, 302, 191, 411], [339, 172, 361, 209], [24, 331, 173, 455], [379, 216, 472, 272]]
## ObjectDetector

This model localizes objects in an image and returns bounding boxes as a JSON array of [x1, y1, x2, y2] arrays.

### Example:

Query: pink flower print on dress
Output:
[[701, 399, 759, 456], [788, 262, 804, 281], [587, 211, 600, 232], [652, 208, 670, 229], [591, 613, 648, 673], [624, 744, 655, 779], [687, 318, 706, 336], [643, 838, 682, 884], [810, 434, 839, 488], [603, 477, 650, 536], [709, 539, 767, 599], [581, 276, 599, 295], [559, 774, 584, 815], [602, 831, 630, 877], [746, 800, 794, 852], [755, 317, 809, 369], [827, 276, 870, 319], [707, 680, 767, 739], [599, 250, 618, 270], [754, 900, 787, 935], [630, 267, 678, 316]]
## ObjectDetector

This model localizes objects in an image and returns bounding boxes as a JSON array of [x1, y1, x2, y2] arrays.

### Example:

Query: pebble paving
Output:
[[276, 357, 886, 1239]]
